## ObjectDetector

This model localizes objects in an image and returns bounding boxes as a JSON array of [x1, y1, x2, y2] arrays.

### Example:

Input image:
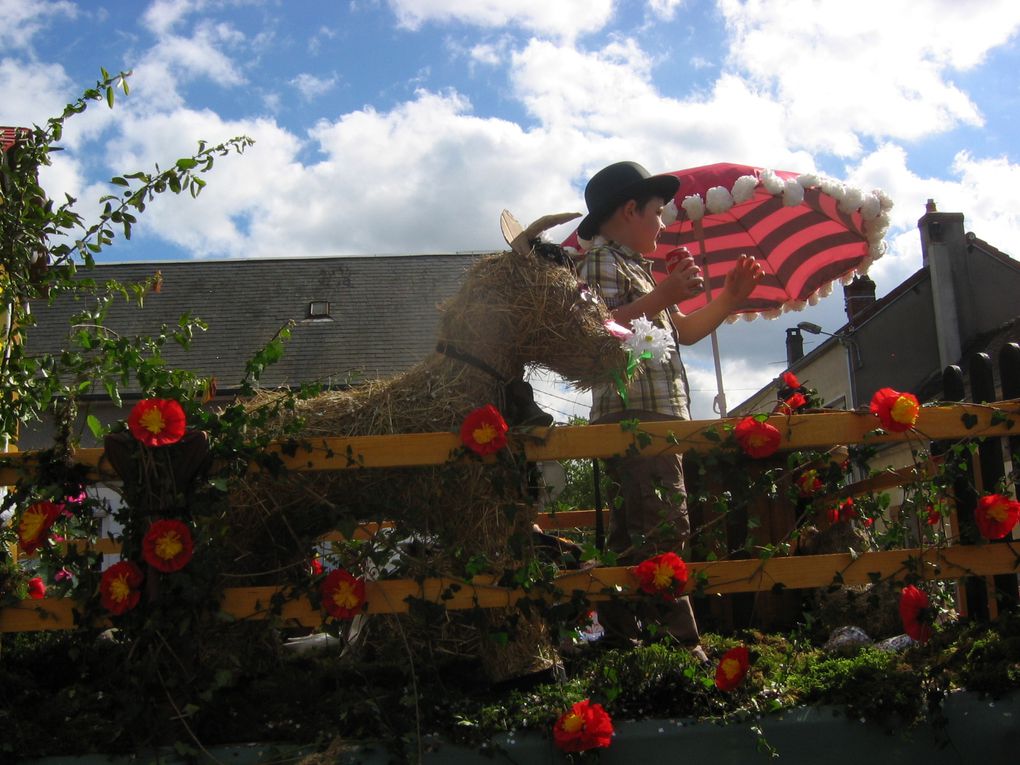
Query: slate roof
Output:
[[26, 254, 486, 392]]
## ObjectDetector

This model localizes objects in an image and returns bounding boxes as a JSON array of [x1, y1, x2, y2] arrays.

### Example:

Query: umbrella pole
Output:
[[708, 329, 727, 417], [693, 221, 728, 417]]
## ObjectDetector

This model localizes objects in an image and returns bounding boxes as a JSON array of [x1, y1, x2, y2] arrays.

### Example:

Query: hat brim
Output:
[[576, 174, 680, 241]]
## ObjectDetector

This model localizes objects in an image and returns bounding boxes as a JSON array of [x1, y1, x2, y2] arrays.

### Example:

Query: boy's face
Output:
[[630, 196, 667, 254]]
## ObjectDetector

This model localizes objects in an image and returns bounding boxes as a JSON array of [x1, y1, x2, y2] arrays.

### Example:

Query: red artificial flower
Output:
[[17, 501, 64, 555], [320, 568, 366, 620], [100, 561, 144, 615], [861, 516, 874, 528], [127, 398, 187, 447], [734, 416, 782, 459], [781, 371, 800, 389], [27, 577, 47, 600], [869, 388, 920, 432], [715, 646, 751, 691], [142, 519, 194, 573], [899, 585, 933, 643], [632, 551, 689, 600], [796, 468, 823, 497], [308, 556, 324, 576], [783, 391, 807, 411], [826, 497, 857, 524], [459, 404, 509, 456], [553, 699, 614, 753], [974, 494, 1020, 540], [926, 504, 942, 526]]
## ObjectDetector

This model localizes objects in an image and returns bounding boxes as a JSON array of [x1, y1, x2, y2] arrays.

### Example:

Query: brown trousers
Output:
[[597, 418, 700, 644]]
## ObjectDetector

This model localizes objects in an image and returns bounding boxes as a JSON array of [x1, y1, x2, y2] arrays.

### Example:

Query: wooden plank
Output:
[[535, 510, 597, 529], [5, 543, 1017, 632], [3, 403, 1018, 484], [0, 598, 85, 632]]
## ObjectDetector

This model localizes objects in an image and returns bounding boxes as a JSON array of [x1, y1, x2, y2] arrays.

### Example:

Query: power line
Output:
[[532, 387, 590, 406]]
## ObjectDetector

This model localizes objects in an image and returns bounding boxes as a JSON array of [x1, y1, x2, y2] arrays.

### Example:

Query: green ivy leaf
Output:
[[85, 414, 103, 440]]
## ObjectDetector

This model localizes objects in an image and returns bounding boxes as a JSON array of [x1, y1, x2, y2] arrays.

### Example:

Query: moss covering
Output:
[[2, 609, 1019, 760]]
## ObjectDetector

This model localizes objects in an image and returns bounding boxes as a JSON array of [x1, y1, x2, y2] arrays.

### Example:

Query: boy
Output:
[[577, 161, 762, 652]]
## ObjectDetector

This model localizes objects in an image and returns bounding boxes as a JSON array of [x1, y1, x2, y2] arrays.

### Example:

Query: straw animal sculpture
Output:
[[224, 214, 625, 679], [226, 213, 624, 586]]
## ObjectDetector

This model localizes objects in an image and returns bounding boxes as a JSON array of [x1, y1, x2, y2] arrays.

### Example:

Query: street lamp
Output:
[[796, 321, 860, 409]]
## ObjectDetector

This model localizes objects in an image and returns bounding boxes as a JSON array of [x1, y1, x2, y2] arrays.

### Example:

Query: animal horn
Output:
[[501, 210, 581, 257]]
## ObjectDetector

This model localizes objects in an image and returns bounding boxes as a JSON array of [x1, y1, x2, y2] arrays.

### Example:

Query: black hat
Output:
[[577, 161, 680, 241]]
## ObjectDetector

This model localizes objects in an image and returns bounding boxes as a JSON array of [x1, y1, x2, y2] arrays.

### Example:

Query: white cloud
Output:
[[0, 58, 74, 130], [141, 0, 265, 36], [510, 39, 815, 175], [386, 0, 614, 40], [646, 0, 686, 22], [291, 72, 339, 101], [308, 25, 338, 55], [125, 20, 248, 112], [469, 42, 503, 66], [718, 0, 1020, 155], [81, 108, 299, 258], [0, 0, 76, 51], [143, 0, 202, 35]]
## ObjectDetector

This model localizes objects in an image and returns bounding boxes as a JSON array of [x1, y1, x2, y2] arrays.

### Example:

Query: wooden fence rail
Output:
[[2, 404, 1019, 633]]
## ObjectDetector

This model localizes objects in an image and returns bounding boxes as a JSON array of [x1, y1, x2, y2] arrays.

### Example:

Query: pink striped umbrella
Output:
[[654, 162, 890, 319], [566, 162, 891, 320]]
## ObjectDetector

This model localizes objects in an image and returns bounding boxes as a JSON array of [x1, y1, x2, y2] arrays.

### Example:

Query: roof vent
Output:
[[307, 300, 331, 319]]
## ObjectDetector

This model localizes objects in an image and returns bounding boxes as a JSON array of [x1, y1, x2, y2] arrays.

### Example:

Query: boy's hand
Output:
[[661, 251, 705, 302], [722, 254, 763, 303]]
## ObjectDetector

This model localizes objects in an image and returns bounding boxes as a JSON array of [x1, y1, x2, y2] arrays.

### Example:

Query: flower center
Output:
[[891, 396, 918, 425], [110, 575, 131, 603], [721, 657, 741, 680], [155, 531, 184, 560], [333, 580, 360, 610], [21, 511, 45, 540], [472, 423, 497, 445], [561, 713, 583, 734], [140, 407, 166, 435], [652, 562, 674, 589], [987, 501, 1008, 523]]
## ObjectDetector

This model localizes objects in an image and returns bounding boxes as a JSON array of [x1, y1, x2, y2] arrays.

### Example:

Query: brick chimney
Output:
[[918, 199, 966, 369], [786, 327, 804, 367], [843, 275, 876, 326]]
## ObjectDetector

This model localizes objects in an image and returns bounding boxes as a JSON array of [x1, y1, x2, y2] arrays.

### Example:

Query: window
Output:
[[307, 300, 330, 319]]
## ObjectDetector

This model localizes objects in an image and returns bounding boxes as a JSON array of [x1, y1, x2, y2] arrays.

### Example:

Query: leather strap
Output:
[[435, 341, 509, 384]]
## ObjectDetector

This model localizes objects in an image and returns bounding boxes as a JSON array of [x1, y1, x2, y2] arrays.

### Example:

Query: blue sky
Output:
[[3, 0, 1020, 420]]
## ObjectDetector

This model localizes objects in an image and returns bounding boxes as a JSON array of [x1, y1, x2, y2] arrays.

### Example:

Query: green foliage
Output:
[[0, 69, 253, 445]]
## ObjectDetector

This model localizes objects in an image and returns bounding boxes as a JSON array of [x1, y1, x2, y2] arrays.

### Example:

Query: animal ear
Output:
[[501, 210, 581, 257]]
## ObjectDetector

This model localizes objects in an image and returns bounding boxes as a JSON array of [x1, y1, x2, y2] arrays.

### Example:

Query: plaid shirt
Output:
[[579, 241, 691, 422]]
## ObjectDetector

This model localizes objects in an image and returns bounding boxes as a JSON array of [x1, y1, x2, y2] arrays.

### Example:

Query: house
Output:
[[18, 253, 484, 450]]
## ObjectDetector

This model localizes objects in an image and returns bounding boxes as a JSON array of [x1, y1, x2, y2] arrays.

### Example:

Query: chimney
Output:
[[918, 199, 966, 369], [786, 327, 804, 367], [843, 275, 876, 326]]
